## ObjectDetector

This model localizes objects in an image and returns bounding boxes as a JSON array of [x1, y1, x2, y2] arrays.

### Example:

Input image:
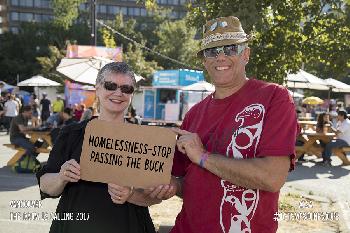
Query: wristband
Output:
[[199, 152, 210, 168]]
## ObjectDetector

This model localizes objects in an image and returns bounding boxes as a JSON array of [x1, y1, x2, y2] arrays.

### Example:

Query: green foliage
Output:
[[36, 46, 64, 83], [123, 44, 161, 84], [155, 18, 201, 70], [184, 0, 349, 84], [0, 20, 90, 84], [52, 0, 86, 29], [100, 14, 161, 82]]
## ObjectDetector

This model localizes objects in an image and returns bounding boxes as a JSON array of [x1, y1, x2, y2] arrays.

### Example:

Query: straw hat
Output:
[[197, 16, 252, 57]]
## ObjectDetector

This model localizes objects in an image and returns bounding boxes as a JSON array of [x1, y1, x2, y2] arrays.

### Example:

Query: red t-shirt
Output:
[[171, 79, 298, 233]]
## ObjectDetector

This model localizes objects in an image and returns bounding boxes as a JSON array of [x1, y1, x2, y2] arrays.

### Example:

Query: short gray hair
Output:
[[96, 62, 136, 86]]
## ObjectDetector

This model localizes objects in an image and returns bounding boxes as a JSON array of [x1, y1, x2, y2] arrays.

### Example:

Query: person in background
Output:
[[0, 82, 4, 96], [52, 95, 64, 113], [37, 62, 175, 233], [0, 96, 5, 131], [30, 94, 41, 127], [170, 16, 298, 233], [40, 93, 51, 123], [45, 108, 75, 129], [73, 103, 85, 121], [10, 105, 38, 158], [321, 110, 350, 166], [125, 107, 139, 124], [49, 107, 76, 144], [13, 94, 22, 112], [4, 94, 19, 134], [80, 106, 94, 122], [316, 112, 332, 134]]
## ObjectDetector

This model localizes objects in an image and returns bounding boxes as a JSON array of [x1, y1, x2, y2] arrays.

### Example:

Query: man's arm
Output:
[[17, 124, 35, 133], [204, 154, 290, 192], [173, 128, 291, 193]]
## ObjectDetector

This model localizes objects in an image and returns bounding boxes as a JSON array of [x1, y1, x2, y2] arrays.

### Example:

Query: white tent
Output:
[[17, 75, 61, 87], [56, 57, 113, 85], [325, 78, 350, 93], [285, 69, 328, 90], [0, 81, 15, 91], [288, 90, 304, 98], [181, 81, 215, 92], [57, 57, 144, 85]]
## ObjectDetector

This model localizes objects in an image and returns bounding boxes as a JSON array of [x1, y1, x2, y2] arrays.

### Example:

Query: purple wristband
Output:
[[199, 152, 210, 168]]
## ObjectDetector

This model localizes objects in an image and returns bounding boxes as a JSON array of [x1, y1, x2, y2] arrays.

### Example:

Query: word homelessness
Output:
[[88, 135, 172, 157]]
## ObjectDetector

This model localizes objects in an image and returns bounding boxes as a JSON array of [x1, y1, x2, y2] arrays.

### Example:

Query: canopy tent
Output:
[[56, 57, 113, 85], [56, 57, 144, 85], [285, 69, 328, 90], [0, 81, 15, 92], [17, 75, 61, 87], [181, 81, 215, 92], [287, 90, 304, 98], [325, 78, 350, 93], [17, 75, 61, 98]]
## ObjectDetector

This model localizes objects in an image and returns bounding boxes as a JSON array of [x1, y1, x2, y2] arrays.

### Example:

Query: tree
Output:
[[123, 44, 161, 84], [154, 18, 201, 70], [36, 45, 65, 83], [52, 0, 86, 29], [100, 16, 161, 82], [171, 0, 349, 84]]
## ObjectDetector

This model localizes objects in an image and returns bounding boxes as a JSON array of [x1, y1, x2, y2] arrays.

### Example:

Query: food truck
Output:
[[140, 69, 205, 123]]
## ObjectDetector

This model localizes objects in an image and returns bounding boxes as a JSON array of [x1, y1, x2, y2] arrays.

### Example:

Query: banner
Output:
[[80, 119, 177, 188]]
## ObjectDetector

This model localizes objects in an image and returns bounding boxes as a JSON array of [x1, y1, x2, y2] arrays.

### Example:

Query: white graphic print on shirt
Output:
[[220, 104, 265, 233]]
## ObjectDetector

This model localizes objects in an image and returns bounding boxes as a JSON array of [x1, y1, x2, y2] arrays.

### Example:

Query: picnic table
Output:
[[298, 120, 317, 132], [4, 130, 52, 166], [296, 131, 350, 165]]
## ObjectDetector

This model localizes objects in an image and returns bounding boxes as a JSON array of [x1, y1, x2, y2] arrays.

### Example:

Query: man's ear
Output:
[[242, 47, 250, 63]]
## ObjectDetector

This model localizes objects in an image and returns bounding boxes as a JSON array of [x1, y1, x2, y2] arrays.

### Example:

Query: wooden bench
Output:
[[296, 145, 350, 165], [4, 144, 51, 166]]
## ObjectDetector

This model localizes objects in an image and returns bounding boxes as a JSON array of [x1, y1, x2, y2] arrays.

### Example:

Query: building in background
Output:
[[0, 0, 191, 34]]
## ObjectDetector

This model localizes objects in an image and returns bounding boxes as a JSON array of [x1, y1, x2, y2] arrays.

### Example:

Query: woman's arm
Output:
[[39, 159, 80, 196]]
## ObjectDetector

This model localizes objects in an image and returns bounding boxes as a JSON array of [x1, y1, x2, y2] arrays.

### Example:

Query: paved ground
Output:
[[0, 132, 349, 233]]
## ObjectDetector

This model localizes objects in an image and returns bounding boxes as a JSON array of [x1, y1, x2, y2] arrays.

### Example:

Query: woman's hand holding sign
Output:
[[59, 159, 81, 183], [108, 184, 134, 204]]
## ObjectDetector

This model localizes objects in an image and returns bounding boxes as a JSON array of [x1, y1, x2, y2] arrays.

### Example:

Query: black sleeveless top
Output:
[[36, 120, 156, 233]]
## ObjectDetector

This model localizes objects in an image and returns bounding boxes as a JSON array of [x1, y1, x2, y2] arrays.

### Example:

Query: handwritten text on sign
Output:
[[80, 119, 177, 188]]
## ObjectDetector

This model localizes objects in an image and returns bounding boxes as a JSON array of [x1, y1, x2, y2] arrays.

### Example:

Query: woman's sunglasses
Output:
[[203, 44, 245, 58], [103, 81, 134, 94]]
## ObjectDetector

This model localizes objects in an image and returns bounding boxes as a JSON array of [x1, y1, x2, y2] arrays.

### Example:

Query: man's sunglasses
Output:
[[203, 44, 245, 58], [103, 81, 134, 94]]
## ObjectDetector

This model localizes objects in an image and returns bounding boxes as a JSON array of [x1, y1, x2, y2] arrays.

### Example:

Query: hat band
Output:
[[202, 32, 247, 47]]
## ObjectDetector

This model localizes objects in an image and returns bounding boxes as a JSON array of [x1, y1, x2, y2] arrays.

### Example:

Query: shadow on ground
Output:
[[0, 165, 39, 192], [158, 225, 172, 233], [288, 158, 350, 182]]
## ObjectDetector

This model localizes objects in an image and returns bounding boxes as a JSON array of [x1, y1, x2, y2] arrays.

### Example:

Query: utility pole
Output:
[[90, 0, 97, 46]]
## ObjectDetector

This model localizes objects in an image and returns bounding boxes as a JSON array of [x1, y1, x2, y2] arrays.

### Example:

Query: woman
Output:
[[37, 62, 176, 233], [316, 112, 332, 134]]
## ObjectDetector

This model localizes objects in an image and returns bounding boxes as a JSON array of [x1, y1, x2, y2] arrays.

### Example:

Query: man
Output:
[[4, 94, 19, 134], [322, 110, 350, 166], [40, 93, 51, 123], [0, 82, 4, 96], [47, 107, 76, 144], [170, 16, 298, 233], [52, 95, 64, 113], [45, 107, 75, 128], [10, 105, 38, 158]]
